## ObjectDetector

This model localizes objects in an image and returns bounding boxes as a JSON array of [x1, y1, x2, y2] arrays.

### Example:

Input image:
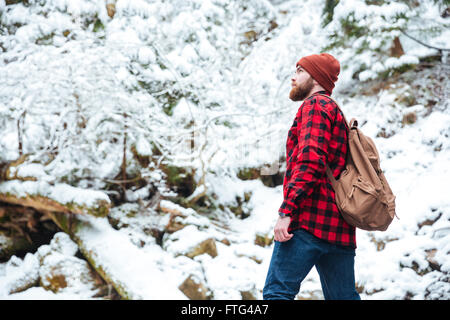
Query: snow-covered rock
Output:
[[39, 252, 97, 294], [0, 254, 39, 295]]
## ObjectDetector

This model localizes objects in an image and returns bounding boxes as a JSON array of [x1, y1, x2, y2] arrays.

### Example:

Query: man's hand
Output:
[[274, 216, 293, 242]]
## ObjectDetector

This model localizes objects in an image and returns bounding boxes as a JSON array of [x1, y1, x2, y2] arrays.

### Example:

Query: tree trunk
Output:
[[46, 212, 136, 299], [389, 36, 405, 58]]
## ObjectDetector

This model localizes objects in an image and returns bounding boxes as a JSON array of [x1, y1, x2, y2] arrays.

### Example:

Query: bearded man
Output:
[[262, 53, 361, 300]]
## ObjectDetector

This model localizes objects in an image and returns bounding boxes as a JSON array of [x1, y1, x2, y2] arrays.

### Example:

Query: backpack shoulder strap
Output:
[[316, 93, 356, 182], [315, 93, 355, 130]]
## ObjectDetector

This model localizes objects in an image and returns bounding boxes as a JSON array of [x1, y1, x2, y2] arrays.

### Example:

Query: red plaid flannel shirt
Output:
[[279, 91, 356, 248]]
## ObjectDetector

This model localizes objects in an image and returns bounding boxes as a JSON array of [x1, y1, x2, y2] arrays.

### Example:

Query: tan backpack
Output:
[[321, 94, 398, 231]]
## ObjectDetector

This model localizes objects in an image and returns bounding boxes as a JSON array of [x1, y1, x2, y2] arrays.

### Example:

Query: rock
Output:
[[268, 20, 278, 32], [236, 253, 262, 264], [425, 249, 440, 271], [240, 290, 257, 300], [144, 227, 165, 245], [237, 168, 260, 180], [106, 3, 116, 18], [49, 232, 78, 256], [36, 232, 78, 265], [160, 201, 188, 233], [178, 275, 211, 300], [39, 252, 97, 293], [425, 274, 449, 300], [3, 253, 40, 294], [237, 166, 284, 187], [186, 238, 217, 259], [166, 217, 186, 234], [394, 90, 417, 107], [402, 112, 417, 125], [418, 211, 442, 228], [37, 232, 98, 294], [160, 200, 187, 216], [163, 225, 218, 259], [376, 127, 396, 139], [243, 30, 258, 43], [229, 193, 252, 219], [254, 232, 273, 247], [296, 290, 324, 300]]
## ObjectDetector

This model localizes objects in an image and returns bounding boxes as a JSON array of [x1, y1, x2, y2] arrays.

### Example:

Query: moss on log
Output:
[[46, 212, 134, 300]]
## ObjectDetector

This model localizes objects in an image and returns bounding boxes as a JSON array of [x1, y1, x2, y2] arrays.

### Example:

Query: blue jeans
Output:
[[263, 228, 360, 300]]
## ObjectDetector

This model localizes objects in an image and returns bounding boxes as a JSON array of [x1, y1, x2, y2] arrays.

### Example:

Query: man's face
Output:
[[289, 66, 314, 101]]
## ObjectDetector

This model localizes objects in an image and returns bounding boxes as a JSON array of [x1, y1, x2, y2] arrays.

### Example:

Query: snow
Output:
[[39, 253, 94, 293], [384, 55, 420, 69], [0, 253, 40, 296], [135, 135, 152, 156], [163, 225, 212, 256], [74, 215, 188, 299], [0, 180, 110, 209], [3, 286, 83, 300], [0, 0, 449, 300], [15, 163, 53, 182], [47, 232, 78, 256], [137, 46, 156, 65]]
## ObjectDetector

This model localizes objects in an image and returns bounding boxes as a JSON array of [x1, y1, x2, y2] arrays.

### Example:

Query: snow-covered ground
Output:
[[0, 0, 449, 299], [2, 105, 449, 299]]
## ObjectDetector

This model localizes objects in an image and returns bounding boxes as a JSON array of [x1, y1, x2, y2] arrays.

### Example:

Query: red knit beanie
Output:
[[296, 53, 340, 95]]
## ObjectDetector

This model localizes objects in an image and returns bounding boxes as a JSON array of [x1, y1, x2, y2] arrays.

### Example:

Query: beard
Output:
[[289, 76, 314, 101]]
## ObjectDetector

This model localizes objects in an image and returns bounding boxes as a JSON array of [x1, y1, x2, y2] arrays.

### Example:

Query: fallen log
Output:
[[44, 211, 134, 299], [0, 180, 110, 217], [46, 212, 187, 300], [0, 181, 186, 299]]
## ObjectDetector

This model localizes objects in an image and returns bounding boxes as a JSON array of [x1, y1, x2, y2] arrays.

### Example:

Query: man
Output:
[[263, 53, 360, 300]]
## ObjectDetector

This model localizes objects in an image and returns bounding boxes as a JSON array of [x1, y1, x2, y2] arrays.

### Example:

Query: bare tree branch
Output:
[[399, 28, 450, 53]]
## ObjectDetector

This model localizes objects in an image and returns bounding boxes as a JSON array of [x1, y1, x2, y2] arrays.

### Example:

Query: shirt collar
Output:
[[311, 90, 328, 97]]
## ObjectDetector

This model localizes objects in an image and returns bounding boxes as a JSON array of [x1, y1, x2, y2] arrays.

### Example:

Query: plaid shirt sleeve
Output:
[[278, 96, 333, 217]]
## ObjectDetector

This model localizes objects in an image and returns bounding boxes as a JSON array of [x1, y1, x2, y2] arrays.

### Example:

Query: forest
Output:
[[0, 0, 449, 300]]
